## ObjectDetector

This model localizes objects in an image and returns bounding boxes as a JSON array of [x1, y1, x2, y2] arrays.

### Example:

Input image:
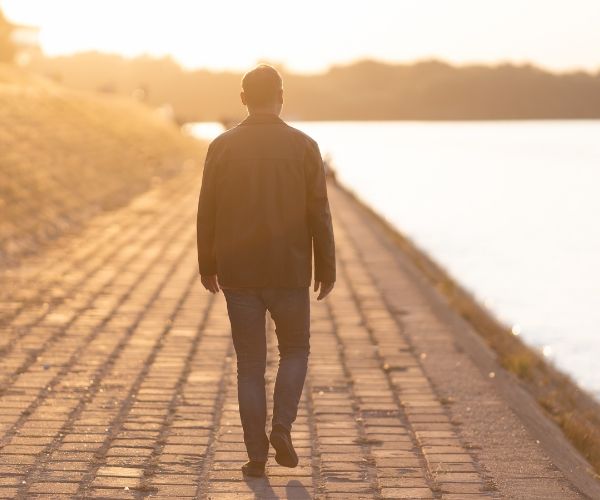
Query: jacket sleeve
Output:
[[196, 141, 218, 276], [305, 139, 336, 283]]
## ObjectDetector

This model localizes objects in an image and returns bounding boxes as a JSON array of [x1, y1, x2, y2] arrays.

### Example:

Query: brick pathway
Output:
[[0, 167, 592, 499]]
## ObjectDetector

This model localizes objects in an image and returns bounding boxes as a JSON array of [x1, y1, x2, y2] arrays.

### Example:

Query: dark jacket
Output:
[[196, 113, 336, 288]]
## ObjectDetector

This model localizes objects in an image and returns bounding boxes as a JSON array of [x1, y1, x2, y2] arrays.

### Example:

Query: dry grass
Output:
[[338, 182, 600, 476], [0, 64, 206, 265]]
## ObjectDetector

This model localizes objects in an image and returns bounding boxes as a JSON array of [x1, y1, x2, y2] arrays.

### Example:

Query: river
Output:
[[188, 120, 600, 399]]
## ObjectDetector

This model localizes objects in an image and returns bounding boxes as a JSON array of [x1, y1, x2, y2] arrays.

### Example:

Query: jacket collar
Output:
[[240, 113, 285, 126]]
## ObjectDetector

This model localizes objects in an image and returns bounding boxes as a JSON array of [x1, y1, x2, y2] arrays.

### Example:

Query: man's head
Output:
[[241, 64, 283, 115]]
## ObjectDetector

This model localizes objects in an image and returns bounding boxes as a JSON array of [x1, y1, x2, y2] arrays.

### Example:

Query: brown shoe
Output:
[[269, 425, 298, 468], [241, 460, 266, 477]]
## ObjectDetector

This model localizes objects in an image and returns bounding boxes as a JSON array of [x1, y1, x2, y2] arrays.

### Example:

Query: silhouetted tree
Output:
[[0, 9, 17, 63]]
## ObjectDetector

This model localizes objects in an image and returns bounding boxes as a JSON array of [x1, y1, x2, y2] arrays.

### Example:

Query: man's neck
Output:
[[247, 107, 280, 116]]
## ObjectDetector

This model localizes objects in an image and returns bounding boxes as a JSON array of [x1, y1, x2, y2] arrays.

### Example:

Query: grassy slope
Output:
[[336, 181, 600, 478], [0, 64, 206, 264]]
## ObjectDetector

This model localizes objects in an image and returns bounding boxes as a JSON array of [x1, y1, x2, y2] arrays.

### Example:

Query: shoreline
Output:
[[284, 117, 600, 122], [330, 175, 600, 478]]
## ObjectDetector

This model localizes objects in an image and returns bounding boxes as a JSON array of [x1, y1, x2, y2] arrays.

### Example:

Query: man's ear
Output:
[[278, 89, 284, 103], [240, 91, 247, 106]]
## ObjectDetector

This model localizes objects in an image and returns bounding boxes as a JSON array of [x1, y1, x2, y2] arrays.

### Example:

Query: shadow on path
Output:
[[243, 477, 311, 499]]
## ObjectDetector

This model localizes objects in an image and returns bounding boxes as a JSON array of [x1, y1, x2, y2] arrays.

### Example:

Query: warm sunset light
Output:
[[2, 0, 600, 497], [2, 0, 600, 72]]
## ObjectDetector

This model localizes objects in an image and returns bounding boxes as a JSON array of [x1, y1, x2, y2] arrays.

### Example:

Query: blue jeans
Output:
[[222, 287, 310, 462]]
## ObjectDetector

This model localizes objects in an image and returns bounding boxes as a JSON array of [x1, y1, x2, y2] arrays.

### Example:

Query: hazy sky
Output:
[[2, 0, 599, 73]]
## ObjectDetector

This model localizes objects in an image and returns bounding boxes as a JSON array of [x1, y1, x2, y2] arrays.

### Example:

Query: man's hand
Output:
[[314, 280, 334, 301], [201, 274, 220, 294]]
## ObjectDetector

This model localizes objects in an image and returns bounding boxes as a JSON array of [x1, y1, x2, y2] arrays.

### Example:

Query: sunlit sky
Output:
[[2, 0, 600, 73]]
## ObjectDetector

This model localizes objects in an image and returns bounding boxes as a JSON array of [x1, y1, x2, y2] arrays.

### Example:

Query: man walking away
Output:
[[196, 65, 336, 477]]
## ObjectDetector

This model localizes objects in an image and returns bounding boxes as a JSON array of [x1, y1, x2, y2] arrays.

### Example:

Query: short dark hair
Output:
[[241, 64, 282, 106]]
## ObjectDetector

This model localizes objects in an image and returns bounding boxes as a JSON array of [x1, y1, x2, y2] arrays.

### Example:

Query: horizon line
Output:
[[35, 51, 600, 77]]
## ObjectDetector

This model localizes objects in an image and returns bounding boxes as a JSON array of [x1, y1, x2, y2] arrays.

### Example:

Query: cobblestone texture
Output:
[[0, 168, 589, 498]]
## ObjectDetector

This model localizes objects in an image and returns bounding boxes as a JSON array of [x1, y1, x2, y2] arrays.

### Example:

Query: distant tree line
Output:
[[28, 51, 600, 122]]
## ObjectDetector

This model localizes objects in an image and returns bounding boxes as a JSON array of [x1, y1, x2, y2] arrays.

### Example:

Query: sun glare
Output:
[[2, 0, 600, 73]]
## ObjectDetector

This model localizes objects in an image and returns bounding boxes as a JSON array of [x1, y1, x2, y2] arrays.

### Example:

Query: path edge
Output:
[[330, 179, 600, 499]]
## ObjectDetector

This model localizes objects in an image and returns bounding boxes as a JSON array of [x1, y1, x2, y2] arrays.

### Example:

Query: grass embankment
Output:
[[0, 64, 205, 265], [336, 182, 600, 477]]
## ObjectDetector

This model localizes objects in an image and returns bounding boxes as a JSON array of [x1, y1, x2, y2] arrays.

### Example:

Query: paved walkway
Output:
[[0, 167, 595, 499]]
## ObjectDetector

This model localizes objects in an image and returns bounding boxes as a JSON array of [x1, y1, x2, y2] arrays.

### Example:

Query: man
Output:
[[196, 65, 336, 477]]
